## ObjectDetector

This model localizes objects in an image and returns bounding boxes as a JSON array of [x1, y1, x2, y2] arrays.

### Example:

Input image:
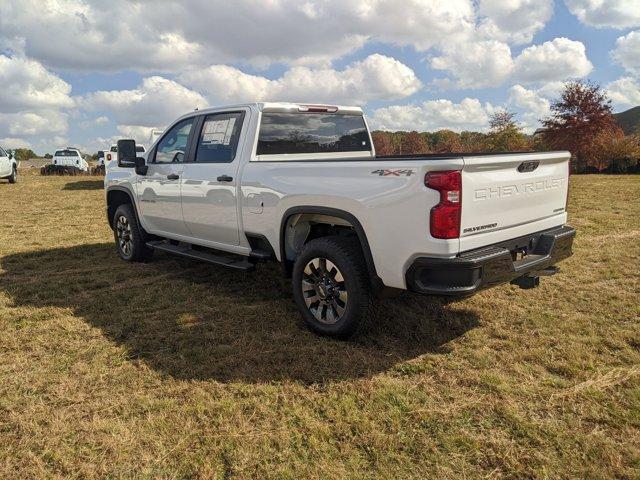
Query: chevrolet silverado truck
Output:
[[105, 102, 575, 338], [0, 146, 19, 183], [52, 147, 89, 173]]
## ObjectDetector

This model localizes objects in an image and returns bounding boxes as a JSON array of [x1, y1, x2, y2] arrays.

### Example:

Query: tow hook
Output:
[[510, 267, 559, 290]]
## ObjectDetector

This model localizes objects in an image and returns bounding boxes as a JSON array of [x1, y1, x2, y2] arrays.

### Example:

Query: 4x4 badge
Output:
[[371, 169, 415, 177]]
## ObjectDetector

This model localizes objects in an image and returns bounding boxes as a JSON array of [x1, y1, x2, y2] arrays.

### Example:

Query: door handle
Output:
[[217, 175, 233, 182], [167, 174, 180, 180]]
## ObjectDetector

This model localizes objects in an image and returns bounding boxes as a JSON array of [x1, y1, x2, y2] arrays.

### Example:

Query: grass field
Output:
[[0, 172, 639, 479]]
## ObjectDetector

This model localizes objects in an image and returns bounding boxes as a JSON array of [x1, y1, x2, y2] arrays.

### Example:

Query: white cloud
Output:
[[507, 84, 554, 132], [607, 77, 640, 108], [0, 55, 73, 113], [0, 55, 73, 149], [0, 0, 475, 72], [509, 85, 551, 118], [478, 0, 554, 45], [612, 31, 640, 76], [78, 115, 109, 129], [0, 137, 32, 149], [0, 111, 69, 136], [179, 54, 421, 105], [369, 98, 493, 132], [514, 38, 593, 83], [80, 76, 206, 127], [431, 37, 592, 89], [564, 0, 640, 29], [431, 41, 514, 88], [116, 125, 157, 147]]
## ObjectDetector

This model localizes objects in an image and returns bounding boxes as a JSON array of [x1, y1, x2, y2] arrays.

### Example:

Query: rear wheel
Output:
[[113, 204, 153, 262], [292, 236, 374, 338], [8, 166, 17, 184]]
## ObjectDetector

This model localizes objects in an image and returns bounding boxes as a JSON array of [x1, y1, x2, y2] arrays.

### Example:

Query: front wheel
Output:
[[8, 166, 17, 184], [292, 236, 375, 338], [113, 204, 154, 262]]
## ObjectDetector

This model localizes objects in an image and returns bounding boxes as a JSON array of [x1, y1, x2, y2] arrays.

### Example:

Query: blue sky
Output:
[[1, 0, 639, 154]]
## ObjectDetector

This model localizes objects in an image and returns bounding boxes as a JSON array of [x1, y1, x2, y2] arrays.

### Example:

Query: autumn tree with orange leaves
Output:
[[541, 81, 618, 172]]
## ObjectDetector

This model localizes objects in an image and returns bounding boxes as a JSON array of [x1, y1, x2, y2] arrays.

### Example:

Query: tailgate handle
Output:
[[517, 161, 539, 173], [217, 175, 233, 182]]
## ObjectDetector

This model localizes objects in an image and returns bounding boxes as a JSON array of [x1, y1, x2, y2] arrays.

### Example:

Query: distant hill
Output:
[[614, 106, 640, 135]]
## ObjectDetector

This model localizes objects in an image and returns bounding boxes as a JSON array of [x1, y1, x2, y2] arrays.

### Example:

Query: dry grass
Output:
[[0, 171, 639, 479]]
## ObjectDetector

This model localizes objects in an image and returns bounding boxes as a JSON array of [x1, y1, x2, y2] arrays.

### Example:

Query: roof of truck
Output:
[[189, 102, 364, 116]]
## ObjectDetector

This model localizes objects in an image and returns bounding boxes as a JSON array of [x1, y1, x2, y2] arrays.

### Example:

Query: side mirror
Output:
[[8, 152, 13, 160], [135, 156, 148, 176], [117, 139, 137, 168]]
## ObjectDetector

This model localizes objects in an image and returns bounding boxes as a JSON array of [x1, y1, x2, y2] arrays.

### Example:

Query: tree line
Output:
[[372, 81, 640, 174]]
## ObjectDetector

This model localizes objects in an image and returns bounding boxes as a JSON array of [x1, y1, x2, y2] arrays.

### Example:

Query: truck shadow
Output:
[[63, 180, 104, 190], [0, 243, 479, 385]]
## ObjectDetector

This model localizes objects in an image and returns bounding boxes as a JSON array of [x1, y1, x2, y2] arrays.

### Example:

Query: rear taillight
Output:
[[107, 153, 112, 161], [426, 170, 462, 239]]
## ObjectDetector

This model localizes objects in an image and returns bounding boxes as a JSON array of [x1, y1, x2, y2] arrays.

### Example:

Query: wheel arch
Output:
[[106, 186, 140, 230], [279, 206, 381, 289]]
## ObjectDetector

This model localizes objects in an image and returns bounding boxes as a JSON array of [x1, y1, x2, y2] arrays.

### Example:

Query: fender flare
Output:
[[106, 185, 142, 230], [279, 206, 381, 288]]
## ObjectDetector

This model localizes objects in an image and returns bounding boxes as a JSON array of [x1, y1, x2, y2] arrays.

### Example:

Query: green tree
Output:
[[485, 110, 531, 152], [13, 149, 37, 162]]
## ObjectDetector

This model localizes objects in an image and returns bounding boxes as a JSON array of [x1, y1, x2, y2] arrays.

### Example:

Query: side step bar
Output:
[[146, 241, 255, 272]]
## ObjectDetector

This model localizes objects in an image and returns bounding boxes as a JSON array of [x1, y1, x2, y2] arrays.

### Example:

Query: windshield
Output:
[[257, 113, 371, 155], [54, 150, 79, 157]]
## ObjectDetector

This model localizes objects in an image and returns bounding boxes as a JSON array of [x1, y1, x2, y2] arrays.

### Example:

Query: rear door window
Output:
[[257, 113, 371, 155], [195, 112, 245, 163]]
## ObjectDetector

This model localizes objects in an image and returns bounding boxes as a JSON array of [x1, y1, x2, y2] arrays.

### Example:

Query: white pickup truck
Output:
[[52, 148, 89, 173], [105, 102, 575, 338], [105, 144, 146, 170], [0, 146, 19, 183]]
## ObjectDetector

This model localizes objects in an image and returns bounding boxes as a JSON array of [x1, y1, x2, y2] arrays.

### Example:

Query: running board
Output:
[[146, 241, 255, 272]]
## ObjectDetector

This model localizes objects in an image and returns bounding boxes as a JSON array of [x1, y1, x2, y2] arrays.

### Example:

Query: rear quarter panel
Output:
[[240, 159, 463, 289]]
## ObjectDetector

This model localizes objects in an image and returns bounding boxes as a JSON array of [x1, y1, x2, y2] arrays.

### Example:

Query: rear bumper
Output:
[[406, 225, 576, 297]]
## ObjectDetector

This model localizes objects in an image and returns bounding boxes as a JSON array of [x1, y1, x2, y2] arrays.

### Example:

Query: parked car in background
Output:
[[106, 144, 118, 165], [106, 102, 575, 338], [0, 146, 19, 183], [92, 150, 106, 175], [41, 148, 89, 175], [53, 148, 89, 172], [105, 144, 145, 170]]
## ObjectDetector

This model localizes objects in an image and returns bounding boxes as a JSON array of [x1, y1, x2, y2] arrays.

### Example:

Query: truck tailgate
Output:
[[460, 151, 570, 242]]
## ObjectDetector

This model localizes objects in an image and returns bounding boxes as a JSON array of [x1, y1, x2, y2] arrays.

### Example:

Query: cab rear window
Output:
[[257, 113, 371, 155], [54, 150, 79, 157]]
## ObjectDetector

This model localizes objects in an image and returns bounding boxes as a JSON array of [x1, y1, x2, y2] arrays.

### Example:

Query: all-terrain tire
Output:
[[113, 203, 154, 262], [292, 236, 375, 339], [8, 166, 17, 184]]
